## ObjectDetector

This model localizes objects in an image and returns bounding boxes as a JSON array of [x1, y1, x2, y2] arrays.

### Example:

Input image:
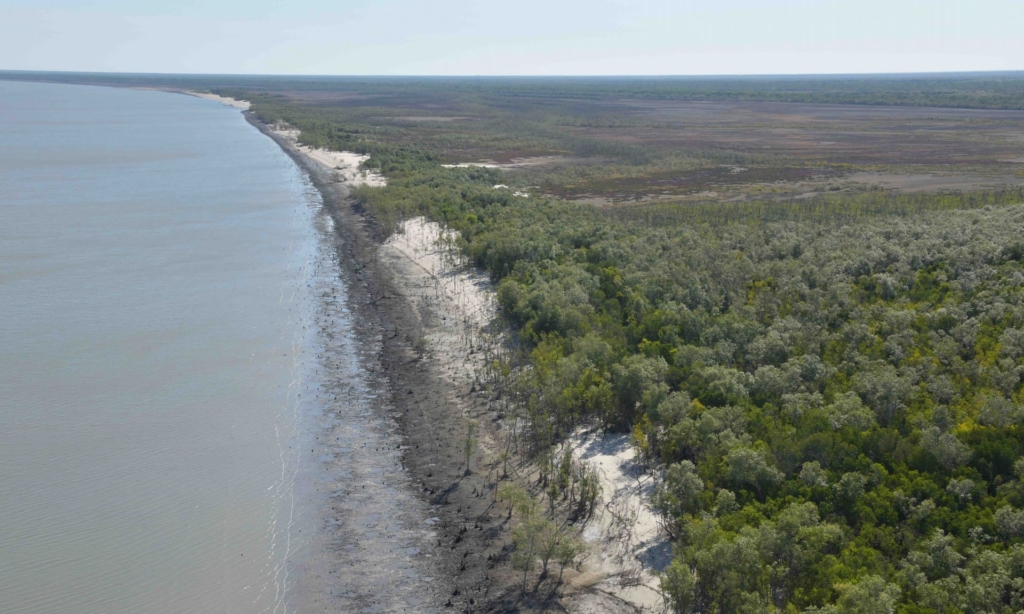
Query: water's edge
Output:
[[245, 114, 462, 612], [246, 109, 524, 611]]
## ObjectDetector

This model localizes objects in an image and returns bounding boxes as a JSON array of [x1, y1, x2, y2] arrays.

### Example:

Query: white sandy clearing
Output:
[[492, 185, 531, 197], [270, 125, 386, 188], [381, 217, 494, 334], [187, 91, 251, 110], [443, 162, 502, 169], [382, 216, 519, 466], [377, 215, 499, 453], [379, 216, 495, 398], [442, 155, 571, 170], [565, 430, 668, 613]]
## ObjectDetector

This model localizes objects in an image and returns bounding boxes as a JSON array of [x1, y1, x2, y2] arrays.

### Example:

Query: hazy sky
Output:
[[1, 0, 1021, 76]]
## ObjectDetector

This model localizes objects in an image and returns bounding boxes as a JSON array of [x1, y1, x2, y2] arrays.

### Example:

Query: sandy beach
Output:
[[267, 126, 386, 188], [185, 91, 251, 110]]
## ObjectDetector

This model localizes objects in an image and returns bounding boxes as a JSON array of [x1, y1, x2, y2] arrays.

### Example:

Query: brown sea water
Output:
[[0, 79, 443, 614], [0, 80, 323, 613]]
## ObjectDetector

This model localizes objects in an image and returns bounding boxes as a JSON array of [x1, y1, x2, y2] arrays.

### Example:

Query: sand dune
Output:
[[270, 126, 386, 188], [186, 91, 251, 110]]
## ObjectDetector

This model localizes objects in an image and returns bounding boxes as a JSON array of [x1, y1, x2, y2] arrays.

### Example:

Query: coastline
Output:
[[208, 91, 664, 612], [9, 72, 1024, 614], [184, 91, 251, 110], [245, 111, 511, 611]]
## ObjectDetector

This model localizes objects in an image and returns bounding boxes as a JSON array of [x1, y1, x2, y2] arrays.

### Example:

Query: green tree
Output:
[[725, 446, 784, 498]]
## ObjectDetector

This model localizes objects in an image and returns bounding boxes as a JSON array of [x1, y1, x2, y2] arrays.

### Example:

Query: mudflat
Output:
[[248, 113, 515, 611]]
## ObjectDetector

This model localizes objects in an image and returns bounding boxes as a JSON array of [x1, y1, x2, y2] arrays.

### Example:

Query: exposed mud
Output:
[[249, 115, 519, 613]]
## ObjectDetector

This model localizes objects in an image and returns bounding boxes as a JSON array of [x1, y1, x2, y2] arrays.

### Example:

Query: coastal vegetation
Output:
[[375, 183, 1024, 612], [11, 71, 1023, 611], [236, 76, 1024, 612]]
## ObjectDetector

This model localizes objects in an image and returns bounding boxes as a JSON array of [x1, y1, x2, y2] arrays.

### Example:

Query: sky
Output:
[[1, 0, 1021, 76]]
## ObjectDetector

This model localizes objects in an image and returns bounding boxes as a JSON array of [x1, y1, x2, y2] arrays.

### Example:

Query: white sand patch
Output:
[[443, 162, 502, 169], [377, 216, 502, 475], [187, 91, 251, 110], [492, 185, 531, 197], [566, 430, 668, 613], [382, 217, 494, 333], [442, 156, 571, 170], [270, 126, 386, 188]]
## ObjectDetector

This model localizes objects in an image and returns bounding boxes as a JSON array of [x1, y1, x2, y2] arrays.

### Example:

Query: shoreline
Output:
[[219, 91, 664, 612], [184, 90, 252, 110], [245, 112, 511, 611]]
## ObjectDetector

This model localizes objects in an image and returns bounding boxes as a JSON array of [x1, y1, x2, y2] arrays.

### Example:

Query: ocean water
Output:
[[0, 80, 323, 613]]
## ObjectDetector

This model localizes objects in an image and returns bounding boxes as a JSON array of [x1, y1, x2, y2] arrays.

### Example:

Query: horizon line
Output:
[[2, 68, 1024, 80]]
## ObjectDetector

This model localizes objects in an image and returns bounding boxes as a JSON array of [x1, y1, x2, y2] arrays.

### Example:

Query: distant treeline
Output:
[[201, 72, 1024, 111], [5, 70, 1024, 110]]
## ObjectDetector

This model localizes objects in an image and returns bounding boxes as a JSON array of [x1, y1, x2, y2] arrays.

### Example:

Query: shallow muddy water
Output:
[[0, 80, 436, 613]]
